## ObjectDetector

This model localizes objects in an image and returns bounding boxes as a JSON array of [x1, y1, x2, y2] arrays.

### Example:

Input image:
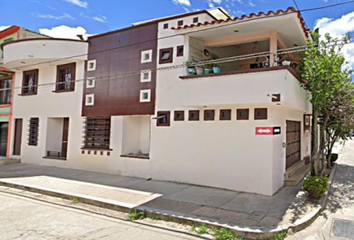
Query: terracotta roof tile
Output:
[[172, 7, 309, 37]]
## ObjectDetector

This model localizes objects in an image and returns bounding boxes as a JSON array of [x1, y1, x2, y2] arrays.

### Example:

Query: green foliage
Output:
[[195, 224, 209, 235], [261, 232, 288, 240], [128, 210, 146, 221], [303, 176, 329, 200], [71, 197, 82, 204], [213, 228, 242, 240]]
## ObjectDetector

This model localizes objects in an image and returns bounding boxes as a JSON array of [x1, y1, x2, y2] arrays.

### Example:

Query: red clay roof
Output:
[[171, 7, 309, 37], [0, 66, 13, 73], [0, 26, 20, 40]]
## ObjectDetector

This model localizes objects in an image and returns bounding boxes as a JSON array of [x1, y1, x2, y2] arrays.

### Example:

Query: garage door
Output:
[[286, 120, 301, 169]]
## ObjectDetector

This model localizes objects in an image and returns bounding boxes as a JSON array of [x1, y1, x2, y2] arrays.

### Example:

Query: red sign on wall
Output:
[[255, 127, 273, 135], [255, 127, 281, 135]]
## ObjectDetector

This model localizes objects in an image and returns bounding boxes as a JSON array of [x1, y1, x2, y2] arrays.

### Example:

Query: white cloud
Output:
[[171, 0, 191, 6], [62, 0, 88, 8], [33, 13, 75, 20], [39, 25, 91, 40], [315, 11, 354, 69], [92, 16, 107, 23], [0, 26, 11, 31], [208, 3, 215, 7], [249, 1, 256, 7], [213, 0, 222, 4]]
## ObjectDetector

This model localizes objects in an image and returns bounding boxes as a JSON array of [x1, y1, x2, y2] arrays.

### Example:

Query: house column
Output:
[[270, 31, 278, 67]]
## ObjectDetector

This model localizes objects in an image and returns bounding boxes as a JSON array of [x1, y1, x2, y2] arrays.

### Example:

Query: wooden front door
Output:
[[286, 120, 301, 169], [0, 123, 8, 157], [13, 119, 23, 156], [61, 118, 69, 158]]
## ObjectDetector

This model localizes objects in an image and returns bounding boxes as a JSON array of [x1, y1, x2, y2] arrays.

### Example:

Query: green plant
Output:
[[192, 224, 209, 235], [213, 228, 242, 240], [149, 215, 161, 221], [184, 60, 194, 68], [303, 176, 329, 200], [261, 232, 288, 240], [71, 197, 82, 204], [128, 210, 146, 221]]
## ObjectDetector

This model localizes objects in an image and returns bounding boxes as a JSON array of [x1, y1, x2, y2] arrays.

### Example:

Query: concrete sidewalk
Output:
[[0, 164, 319, 237]]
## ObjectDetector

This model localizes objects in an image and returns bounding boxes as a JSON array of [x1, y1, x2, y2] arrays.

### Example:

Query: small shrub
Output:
[[196, 224, 209, 235], [261, 232, 288, 240], [213, 228, 242, 240], [128, 210, 146, 221], [303, 176, 329, 200], [71, 197, 82, 204]]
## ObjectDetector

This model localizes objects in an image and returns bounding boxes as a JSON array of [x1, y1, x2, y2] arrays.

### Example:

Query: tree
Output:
[[301, 32, 353, 176]]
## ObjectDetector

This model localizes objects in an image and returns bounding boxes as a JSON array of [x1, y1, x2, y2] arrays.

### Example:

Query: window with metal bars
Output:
[[22, 69, 38, 95], [0, 79, 12, 104], [83, 117, 111, 149], [28, 118, 39, 146], [56, 63, 76, 92]]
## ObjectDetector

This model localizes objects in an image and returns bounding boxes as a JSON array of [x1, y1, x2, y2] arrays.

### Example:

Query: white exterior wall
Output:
[[150, 13, 312, 195]]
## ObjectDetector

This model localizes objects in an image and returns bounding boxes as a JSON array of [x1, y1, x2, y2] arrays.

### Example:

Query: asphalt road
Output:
[[0, 192, 201, 240]]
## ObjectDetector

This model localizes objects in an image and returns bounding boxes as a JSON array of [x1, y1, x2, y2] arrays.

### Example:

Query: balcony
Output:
[[2, 38, 88, 69], [180, 66, 310, 112]]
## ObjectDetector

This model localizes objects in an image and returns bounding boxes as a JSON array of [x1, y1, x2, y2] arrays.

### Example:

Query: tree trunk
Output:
[[319, 115, 329, 177], [311, 108, 320, 176]]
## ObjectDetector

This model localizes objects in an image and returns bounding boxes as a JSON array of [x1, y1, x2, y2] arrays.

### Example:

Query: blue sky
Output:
[[0, 0, 354, 37]]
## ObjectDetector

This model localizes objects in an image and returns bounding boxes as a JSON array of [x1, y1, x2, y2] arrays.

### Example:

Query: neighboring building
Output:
[[0, 26, 47, 158], [3, 7, 312, 196]]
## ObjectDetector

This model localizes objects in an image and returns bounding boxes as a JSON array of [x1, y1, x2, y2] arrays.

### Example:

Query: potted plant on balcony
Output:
[[184, 60, 196, 75], [203, 63, 213, 74], [282, 55, 291, 66], [213, 63, 222, 74], [195, 63, 204, 75]]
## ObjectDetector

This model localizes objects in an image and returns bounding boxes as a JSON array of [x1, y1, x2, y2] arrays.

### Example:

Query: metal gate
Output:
[[286, 120, 301, 169]]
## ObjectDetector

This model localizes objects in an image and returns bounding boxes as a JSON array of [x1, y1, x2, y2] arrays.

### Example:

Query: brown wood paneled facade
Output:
[[82, 23, 158, 117]]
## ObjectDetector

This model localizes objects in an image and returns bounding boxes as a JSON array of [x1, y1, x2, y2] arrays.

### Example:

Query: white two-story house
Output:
[[2, 7, 311, 196]]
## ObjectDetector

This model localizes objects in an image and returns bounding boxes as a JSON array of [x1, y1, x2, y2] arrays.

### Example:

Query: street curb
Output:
[[0, 166, 338, 239]]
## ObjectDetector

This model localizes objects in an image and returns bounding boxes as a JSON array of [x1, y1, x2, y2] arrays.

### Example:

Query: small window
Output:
[[237, 109, 249, 120], [86, 77, 95, 88], [204, 110, 215, 121], [163, 23, 169, 29], [141, 50, 153, 63], [140, 70, 151, 82], [85, 94, 94, 106], [156, 111, 170, 127], [56, 63, 76, 92], [177, 46, 184, 57], [193, 17, 199, 23], [87, 60, 96, 71], [189, 110, 200, 121], [0, 79, 12, 105], [28, 118, 39, 146], [140, 89, 151, 102], [174, 111, 184, 121], [84, 117, 111, 149], [255, 108, 268, 120], [22, 69, 38, 95], [220, 109, 232, 121], [178, 20, 184, 26], [159, 48, 173, 64]]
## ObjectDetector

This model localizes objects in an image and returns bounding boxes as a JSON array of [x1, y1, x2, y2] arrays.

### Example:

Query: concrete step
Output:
[[284, 164, 311, 187], [0, 159, 21, 166], [285, 160, 305, 179]]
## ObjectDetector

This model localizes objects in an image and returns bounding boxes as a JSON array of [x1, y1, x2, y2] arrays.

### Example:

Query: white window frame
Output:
[[140, 70, 152, 83], [140, 89, 151, 103], [141, 50, 153, 63], [87, 60, 96, 71], [86, 77, 95, 88], [85, 94, 95, 106]]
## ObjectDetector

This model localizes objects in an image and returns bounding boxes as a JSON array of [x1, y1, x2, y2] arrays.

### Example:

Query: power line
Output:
[[300, 0, 354, 12], [5, 1, 354, 71], [7, 0, 354, 71], [5, 39, 352, 94]]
